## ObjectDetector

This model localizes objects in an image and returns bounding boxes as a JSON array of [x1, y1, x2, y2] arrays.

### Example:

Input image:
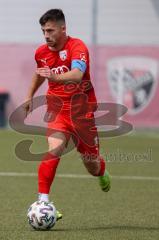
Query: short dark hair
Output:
[[39, 9, 65, 25]]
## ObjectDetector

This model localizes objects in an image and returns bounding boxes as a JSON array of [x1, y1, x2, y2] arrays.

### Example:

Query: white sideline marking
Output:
[[0, 172, 159, 181]]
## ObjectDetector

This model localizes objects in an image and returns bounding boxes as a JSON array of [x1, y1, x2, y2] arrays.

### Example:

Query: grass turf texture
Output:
[[0, 129, 159, 240]]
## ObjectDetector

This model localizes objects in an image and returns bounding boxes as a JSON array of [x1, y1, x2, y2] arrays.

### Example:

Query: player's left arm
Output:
[[36, 67, 84, 83], [36, 41, 88, 83]]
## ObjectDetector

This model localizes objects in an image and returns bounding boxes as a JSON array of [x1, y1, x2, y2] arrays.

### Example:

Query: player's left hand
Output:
[[36, 67, 56, 80]]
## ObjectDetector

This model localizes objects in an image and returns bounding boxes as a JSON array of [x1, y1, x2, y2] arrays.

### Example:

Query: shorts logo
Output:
[[59, 50, 67, 61], [107, 57, 158, 115], [94, 136, 98, 146], [51, 65, 69, 74]]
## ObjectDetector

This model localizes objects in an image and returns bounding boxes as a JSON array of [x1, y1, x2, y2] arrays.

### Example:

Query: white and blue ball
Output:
[[27, 201, 57, 230]]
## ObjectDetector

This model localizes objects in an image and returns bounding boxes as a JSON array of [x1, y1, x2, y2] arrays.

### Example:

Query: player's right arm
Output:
[[24, 72, 45, 116]]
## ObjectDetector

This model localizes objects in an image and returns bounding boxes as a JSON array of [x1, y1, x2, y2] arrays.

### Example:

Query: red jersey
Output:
[[35, 36, 97, 109]]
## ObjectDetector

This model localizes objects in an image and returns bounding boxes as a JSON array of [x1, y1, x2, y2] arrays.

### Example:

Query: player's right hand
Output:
[[23, 98, 33, 117]]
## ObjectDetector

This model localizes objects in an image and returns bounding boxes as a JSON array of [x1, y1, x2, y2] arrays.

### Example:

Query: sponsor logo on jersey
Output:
[[107, 57, 158, 114], [59, 50, 67, 61], [51, 65, 69, 74]]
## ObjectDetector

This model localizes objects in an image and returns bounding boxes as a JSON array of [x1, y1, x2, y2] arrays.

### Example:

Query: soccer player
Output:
[[24, 9, 111, 220]]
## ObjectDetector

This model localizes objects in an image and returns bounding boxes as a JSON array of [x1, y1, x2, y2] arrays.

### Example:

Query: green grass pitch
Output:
[[0, 129, 159, 240]]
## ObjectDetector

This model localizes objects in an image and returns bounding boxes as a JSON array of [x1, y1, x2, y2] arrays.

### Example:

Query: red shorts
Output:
[[46, 108, 99, 157]]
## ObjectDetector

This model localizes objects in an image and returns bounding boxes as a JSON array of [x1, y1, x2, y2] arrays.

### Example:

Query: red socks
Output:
[[38, 153, 60, 194], [38, 153, 105, 194]]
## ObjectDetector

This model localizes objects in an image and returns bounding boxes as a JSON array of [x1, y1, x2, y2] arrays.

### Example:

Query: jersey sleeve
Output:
[[71, 41, 89, 73], [34, 51, 43, 68]]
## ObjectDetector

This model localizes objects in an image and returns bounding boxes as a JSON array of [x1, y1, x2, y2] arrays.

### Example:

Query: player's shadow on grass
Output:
[[53, 225, 159, 232]]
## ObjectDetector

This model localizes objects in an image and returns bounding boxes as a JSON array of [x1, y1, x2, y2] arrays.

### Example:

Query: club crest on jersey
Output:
[[59, 50, 67, 61]]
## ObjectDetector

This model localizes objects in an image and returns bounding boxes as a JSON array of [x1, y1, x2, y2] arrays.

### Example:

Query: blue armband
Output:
[[71, 59, 87, 73]]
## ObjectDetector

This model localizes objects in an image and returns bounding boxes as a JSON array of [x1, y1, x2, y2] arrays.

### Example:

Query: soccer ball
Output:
[[27, 201, 57, 230]]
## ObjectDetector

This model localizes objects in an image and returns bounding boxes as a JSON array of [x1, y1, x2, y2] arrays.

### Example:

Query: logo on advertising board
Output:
[[107, 57, 158, 114]]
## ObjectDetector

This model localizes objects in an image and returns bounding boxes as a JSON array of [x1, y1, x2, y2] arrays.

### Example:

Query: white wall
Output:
[[98, 0, 159, 45], [0, 0, 158, 45], [0, 0, 92, 44]]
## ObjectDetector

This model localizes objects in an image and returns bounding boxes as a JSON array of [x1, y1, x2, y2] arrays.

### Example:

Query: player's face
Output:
[[41, 20, 66, 48]]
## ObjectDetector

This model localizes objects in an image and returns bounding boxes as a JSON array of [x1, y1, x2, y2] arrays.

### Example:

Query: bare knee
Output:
[[48, 132, 67, 156]]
